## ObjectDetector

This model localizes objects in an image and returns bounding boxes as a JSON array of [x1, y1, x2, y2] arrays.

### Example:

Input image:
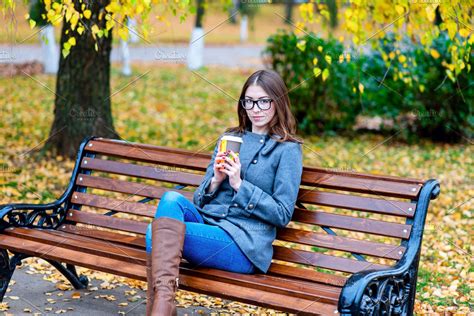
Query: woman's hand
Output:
[[219, 150, 242, 192], [212, 151, 228, 183]]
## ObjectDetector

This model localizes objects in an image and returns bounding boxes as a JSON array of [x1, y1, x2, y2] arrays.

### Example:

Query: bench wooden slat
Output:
[[85, 139, 422, 199], [4, 228, 145, 264], [291, 208, 412, 239], [65, 210, 148, 235], [277, 227, 405, 260], [298, 188, 416, 217], [71, 191, 156, 217], [181, 266, 341, 304], [0, 234, 147, 280], [267, 263, 347, 287], [81, 157, 202, 186], [76, 174, 194, 200], [273, 245, 390, 274], [86, 139, 210, 171], [58, 224, 146, 248], [301, 170, 422, 199]]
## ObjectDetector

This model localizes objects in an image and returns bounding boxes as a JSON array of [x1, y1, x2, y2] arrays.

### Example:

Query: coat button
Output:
[[252, 159, 257, 164], [260, 139, 264, 143], [198, 193, 201, 196], [233, 203, 238, 207], [221, 213, 225, 217], [249, 204, 254, 209]]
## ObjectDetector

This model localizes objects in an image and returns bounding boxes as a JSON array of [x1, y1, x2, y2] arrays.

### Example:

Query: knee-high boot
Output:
[[150, 216, 186, 316]]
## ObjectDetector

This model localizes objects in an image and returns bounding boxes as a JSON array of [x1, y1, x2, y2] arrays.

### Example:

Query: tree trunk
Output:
[[46, 0, 118, 158], [285, 0, 294, 23], [327, 0, 338, 29]]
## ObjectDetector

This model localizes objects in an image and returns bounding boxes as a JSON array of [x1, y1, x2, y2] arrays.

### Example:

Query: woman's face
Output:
[[244, 85, 276, 132]]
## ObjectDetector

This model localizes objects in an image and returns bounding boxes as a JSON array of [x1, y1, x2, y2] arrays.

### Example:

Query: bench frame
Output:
[[0, 136, 440, 315]]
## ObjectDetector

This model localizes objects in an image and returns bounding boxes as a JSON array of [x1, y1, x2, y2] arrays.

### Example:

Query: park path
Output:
[[0, 43, 265, 68], [5, 265, 230, 315]]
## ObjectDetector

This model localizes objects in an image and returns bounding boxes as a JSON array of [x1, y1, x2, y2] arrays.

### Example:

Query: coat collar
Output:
[[241, 131, 282, 156], [261, 134, 282, 155], [228, 129, 282, 157]]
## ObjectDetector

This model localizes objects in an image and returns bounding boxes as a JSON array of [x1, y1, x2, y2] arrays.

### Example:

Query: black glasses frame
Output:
[[239, 98, 273, 111]]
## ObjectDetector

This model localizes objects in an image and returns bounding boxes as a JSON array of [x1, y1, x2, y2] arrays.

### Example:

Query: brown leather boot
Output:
[[146, 252, 153, 316], [150, 216, 186, 316]]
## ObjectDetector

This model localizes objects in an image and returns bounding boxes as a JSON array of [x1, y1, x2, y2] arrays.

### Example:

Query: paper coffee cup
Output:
[[217, 135, 243, 167]]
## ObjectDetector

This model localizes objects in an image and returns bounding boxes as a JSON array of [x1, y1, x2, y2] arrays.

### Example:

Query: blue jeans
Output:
[[145, 191, 257, 274]]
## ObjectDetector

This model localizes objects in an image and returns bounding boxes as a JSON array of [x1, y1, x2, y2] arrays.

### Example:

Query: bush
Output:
[[263, 30, 473, 142], [263, 30, 361, 135], [360, 33, 473, 142]]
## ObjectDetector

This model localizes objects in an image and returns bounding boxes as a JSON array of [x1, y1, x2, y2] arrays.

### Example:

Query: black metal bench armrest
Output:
[[0, 136, 98, 232], [0, 201, 67, 231], [338, 179, 440, 315]]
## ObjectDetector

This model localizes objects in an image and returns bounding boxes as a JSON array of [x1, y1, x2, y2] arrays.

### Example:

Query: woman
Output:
[[145, 69, 304, 315]]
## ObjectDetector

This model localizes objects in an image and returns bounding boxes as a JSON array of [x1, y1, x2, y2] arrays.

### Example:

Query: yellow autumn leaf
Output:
[[395, 5, 405, 15], [339, 54, 344, 63], [296, 40, 306, 52], [68, 37, 76, 46], [459, 28, 470, 38], [62, 48, 70, 58], [358, 82, 364, 93], [70, 12, 79, 30], [430, 49, 440, 59], [317, 45, 323, 52], [446, 21, 457, 39], [91, 24, 100, 34], [322, 68, 329, 81], [83, 9, 91, 19], [106, 20, 115, 31], [425, 6, 436, 22], [313, 67, 322, 78], [29, 19, 36, 29], [325, 55, 332, 64], [312, 57, 318, 66], [398, 55, 407, 63]]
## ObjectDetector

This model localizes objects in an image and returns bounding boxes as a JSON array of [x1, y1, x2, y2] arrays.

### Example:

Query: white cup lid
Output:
[[221, 135, 243, 143]]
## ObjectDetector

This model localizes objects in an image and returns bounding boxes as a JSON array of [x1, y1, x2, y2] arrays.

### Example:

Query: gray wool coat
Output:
[[192, 129, 303, 273]]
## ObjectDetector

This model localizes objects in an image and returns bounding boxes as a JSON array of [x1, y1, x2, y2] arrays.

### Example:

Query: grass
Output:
[[0, 64, 472, 314]]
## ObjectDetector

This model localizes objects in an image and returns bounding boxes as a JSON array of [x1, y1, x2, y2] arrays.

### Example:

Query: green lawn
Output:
[[0, 64, 472, 314]]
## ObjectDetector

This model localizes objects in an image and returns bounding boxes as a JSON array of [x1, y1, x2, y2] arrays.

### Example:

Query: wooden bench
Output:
[[0, 136, 440, 315]]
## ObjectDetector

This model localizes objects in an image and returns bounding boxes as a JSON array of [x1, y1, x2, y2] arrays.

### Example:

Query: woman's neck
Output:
[[251, 126, 269, 135]]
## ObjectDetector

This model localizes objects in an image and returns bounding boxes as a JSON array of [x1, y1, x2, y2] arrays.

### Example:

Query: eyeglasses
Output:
[[239, 98, 273, 111]]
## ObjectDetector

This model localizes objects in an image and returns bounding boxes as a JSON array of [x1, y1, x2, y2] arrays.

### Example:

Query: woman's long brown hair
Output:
[[224, 69, 304, 144]]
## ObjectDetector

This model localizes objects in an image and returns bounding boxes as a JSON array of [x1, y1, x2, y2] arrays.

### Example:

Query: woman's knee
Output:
[[160, 191, 184, 203], [155, 191, 186, 219]]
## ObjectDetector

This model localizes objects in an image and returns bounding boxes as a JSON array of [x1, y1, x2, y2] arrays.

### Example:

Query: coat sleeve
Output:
[[193, 135, 222, 208], [230, 142, 303, 228]]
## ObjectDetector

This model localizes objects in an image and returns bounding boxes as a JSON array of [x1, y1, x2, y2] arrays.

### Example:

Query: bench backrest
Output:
[[62, 137, 426, 287]]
